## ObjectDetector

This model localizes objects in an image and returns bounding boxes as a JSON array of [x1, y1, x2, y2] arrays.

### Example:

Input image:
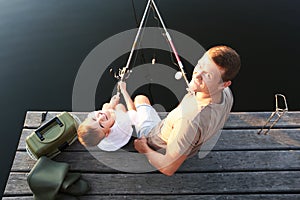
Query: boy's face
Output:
[[89, 110, 115, 134]]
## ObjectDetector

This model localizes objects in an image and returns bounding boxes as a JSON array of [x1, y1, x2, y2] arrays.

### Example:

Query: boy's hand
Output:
[[118, 81, 127, 94], [118, 81, 136, 111], [110, 94, 120, 107]]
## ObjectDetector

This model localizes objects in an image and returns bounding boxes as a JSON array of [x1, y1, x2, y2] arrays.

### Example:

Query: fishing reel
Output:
[[110, 67, 132, 81]]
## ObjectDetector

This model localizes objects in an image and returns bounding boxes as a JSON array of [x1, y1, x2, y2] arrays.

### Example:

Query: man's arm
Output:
[[134, 137, 187, 176]]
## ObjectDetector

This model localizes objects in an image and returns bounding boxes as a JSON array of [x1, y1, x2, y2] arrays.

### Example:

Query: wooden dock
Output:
[[3, 111, 300, 199]]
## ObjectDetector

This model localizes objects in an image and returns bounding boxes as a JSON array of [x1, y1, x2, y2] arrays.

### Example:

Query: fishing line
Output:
[[131, 0, 147, 65], [150, 2, 160, 65], [132, 1, 156, 103], [131, 0, 139, 26], [110, 0, 151, 97], [131, 6, 152, 70], [150, 2, 179, 72], [130, 0, 161, 103], [117, 0, 151, 84], [110, 0, 151, 96]]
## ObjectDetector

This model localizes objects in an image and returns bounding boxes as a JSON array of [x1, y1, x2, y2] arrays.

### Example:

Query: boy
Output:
[[77, 94, 135, 151]]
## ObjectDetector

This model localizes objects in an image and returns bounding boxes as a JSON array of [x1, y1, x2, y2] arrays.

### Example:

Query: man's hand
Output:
[[134, 136, 151, 154], [134, 136, 187, 176]]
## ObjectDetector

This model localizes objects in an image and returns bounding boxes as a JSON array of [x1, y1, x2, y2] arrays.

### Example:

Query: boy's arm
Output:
[[119, 81, 136, 111], [102, 94, 120, 110]]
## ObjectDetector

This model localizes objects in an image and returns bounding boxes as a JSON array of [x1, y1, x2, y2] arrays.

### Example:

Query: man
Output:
[[119, 45, 241, 176]]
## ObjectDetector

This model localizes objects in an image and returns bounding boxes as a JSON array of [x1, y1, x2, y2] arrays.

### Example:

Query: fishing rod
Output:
[[118, 0, 151, 83], [116, 0, 191, 94], [149, 0, 190, 91]]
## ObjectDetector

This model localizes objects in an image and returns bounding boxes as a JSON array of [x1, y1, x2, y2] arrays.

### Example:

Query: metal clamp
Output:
[[257, 94, 288, 135]]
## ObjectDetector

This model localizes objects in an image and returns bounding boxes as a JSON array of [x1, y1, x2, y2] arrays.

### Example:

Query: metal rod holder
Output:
[[257, 94, 288, 135]]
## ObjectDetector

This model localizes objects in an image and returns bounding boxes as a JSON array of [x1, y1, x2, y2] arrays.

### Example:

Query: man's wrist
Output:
[[144, 144, 153, 154]]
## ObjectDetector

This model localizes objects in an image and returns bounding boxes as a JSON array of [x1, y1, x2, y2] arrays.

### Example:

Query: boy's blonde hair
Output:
[[77, 117, 105, 147]]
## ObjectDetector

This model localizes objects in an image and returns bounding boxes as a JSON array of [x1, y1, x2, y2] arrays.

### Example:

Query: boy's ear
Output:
[[105, 129, 111, 137]]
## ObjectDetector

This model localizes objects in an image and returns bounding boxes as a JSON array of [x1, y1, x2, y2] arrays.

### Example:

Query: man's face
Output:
[[189, 52, 224, 94]]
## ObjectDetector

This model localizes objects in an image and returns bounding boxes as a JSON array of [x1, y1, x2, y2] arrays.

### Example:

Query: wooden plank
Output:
[[5, 111, 300, 199], [224, 111, 300, 129], [18, 128, 300, 151], [23, 111, 300, 129], [3, 194, 300, 200], [79, 194, 300, 200], [214, 129, 300, 150], [5, 171, 300, 195], [10, 151, 300, 173]]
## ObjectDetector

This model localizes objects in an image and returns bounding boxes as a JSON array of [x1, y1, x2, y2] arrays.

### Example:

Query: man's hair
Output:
[[208, 45, 241, 81], [77, 118, 104, 147]]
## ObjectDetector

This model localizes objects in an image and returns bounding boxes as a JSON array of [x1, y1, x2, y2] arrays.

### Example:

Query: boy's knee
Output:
[[134, 95, 151, 106]]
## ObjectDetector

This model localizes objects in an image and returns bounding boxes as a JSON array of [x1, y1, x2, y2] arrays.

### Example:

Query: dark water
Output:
[[1, 0, 299, 196]]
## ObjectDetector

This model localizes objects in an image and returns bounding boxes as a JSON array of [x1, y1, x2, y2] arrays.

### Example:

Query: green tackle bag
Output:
[[26, 112, 80, 160]]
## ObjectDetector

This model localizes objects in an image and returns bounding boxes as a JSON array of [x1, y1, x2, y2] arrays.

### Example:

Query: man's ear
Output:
[[223, 80, 231, 88]]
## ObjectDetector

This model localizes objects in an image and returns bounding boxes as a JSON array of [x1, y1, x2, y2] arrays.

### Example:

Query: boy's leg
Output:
[[134, 95, 151, 106], [133, 95, 161, 138]]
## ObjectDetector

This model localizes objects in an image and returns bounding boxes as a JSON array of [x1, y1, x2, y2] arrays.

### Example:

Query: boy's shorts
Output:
[[135, 104, 161, 138]]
